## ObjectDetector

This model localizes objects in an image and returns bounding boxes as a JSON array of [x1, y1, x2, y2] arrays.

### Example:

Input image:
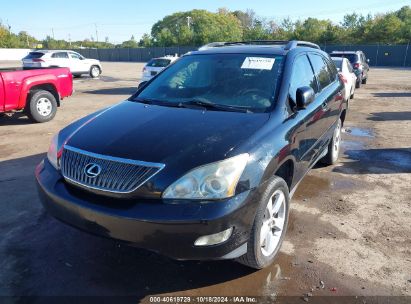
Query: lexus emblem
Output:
[[84, 163, 102, 178]]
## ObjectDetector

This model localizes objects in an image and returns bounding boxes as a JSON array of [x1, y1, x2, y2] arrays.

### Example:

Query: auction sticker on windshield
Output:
[[241, 57, 275, 70]]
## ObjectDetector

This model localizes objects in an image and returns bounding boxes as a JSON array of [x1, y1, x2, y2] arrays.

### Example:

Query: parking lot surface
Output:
[[0, 62, 410, 301]]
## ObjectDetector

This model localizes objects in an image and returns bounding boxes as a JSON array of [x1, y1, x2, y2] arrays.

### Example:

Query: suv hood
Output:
[[65, 101, 269, 172]]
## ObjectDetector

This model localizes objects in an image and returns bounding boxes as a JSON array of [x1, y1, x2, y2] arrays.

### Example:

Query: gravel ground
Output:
[[0, 61, 410, 303]]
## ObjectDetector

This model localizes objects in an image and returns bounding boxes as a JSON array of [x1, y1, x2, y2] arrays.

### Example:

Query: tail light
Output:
[[32, 58, 44, 62], [338, 73, 347, 83], [353, 63, 360, 69]]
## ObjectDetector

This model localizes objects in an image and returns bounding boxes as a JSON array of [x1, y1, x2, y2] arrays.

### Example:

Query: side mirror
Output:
[[296, 86, 315, 110], [138, 81, 148, 90]]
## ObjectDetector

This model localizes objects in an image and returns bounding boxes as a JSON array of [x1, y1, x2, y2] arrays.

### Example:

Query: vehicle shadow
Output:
[[83, 87, 138, 95], [1, 154, 275, 301], [0, 112, 33, 125], [367, 111, 411, 121], [372, 92, 411, 98], [333, 148, 411, 174]]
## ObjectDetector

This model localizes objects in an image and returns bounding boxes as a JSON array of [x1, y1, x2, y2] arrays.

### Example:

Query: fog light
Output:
[[194, 227, 233, 246]]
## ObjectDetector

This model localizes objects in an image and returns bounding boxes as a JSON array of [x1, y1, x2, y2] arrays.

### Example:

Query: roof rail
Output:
[[285, 40, 321, 50], [198, 40, 321, 51], [198, 40, 290, 50]]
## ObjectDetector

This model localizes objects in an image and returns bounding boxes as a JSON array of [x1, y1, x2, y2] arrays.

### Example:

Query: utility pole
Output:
[[186, 16, 192, 29], [95, 23, 99, 42], [52, 28, 55, 39], [68, 34, 72, 47]]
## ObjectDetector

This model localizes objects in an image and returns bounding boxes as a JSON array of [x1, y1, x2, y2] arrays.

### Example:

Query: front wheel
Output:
[[321, 118, 342, 165], [237, 176, 290, 269], [26, 90, 57, 123], [90, 65, 101, 78]]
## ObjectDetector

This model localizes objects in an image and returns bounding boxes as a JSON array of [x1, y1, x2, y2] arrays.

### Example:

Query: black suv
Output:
[[330, 50, 370, 88], [36, 40, 346, 269]]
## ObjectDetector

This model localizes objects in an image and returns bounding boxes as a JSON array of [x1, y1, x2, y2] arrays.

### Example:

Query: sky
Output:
[[1, 0, 410, 43]]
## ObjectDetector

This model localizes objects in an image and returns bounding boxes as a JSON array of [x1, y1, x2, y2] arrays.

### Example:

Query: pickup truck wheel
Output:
[[237, 176, 289, 269], [321, 118, 342, 165], [26, 90, 57, 123], [90, 65, 101, 78]]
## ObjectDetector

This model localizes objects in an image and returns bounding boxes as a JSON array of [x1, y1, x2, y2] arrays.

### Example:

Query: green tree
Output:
[[151, 9, 242, 46]]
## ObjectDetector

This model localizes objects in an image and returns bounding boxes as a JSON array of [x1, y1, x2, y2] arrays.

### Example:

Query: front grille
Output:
[[60, 145, 165, 194]]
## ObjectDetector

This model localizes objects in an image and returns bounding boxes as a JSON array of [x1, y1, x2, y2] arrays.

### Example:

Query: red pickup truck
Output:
[[0, 67, 73, 123]]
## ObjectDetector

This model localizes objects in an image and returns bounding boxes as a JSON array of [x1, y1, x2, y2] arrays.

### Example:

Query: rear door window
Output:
[[308, 54, 332, 91], [51, 52, 69, 59], [289, 55, 317, 102]]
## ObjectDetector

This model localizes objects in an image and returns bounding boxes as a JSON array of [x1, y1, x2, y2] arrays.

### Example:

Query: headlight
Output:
[[163, 154, 249, 200], [47, 133, 60, 169]]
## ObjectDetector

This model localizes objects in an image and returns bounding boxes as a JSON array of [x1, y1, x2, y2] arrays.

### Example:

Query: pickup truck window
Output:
[[289, 55, 317, 102]]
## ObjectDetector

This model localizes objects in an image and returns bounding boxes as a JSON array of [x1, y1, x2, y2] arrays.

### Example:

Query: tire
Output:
[[355, 77, 361, 89], [237, 176, 290, 269], [350, 89, 354, 99], [90, 65, 101, 78], [321, 118, 342, 165], [26, 90, 57, 123], [361, 78, 367, 84]]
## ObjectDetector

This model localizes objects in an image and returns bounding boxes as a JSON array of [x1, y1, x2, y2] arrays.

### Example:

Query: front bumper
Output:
[[35, 159, 259, 260]]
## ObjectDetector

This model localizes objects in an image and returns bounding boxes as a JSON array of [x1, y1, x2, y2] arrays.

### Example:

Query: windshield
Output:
[[147, 59, 172, 67], [332, 59, 343, 69], [331, 53, 358, 64], [133, 54, 284, 112]]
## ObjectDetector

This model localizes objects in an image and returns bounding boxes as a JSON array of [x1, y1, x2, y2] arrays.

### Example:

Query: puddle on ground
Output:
[[343, 127, 374, 138], [336, 148, 411, 174], [341, 140, 365, 150], [294, 175, 330, 200]]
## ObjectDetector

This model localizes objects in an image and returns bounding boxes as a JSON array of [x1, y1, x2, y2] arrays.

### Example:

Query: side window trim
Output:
[[307, 53, 322, 94], [288, 53, 318, 105]]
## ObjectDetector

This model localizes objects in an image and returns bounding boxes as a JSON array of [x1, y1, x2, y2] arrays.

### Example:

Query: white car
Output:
[[332, 57, 356, 100], [22, 50, 102, 78], [141, 55, 178, 82]]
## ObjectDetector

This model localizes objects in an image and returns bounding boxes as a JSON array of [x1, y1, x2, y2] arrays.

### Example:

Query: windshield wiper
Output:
[[131, 97, 155, 105], [179, 99, 252, 113]]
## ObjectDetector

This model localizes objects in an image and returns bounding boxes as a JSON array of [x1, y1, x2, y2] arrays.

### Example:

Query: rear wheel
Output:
[[26, 90, 57, 123], [321, 118, 342, 165], [355, 77, 361, 89], [90, 65, 101, 78], [237, 176, 290, 269]]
